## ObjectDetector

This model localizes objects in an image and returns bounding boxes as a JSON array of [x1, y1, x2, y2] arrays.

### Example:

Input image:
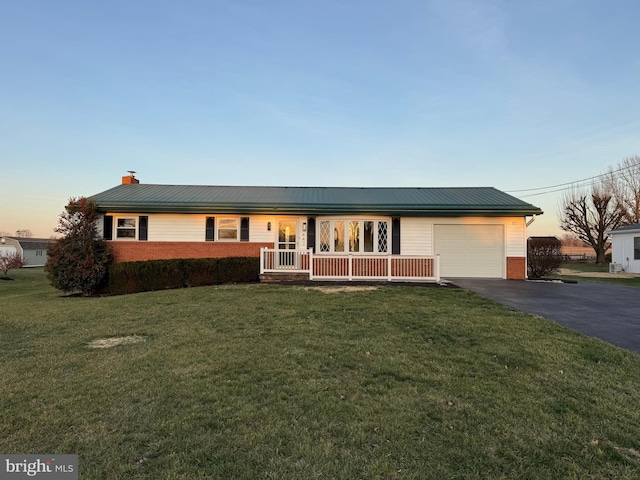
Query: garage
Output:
[[434, 224, 504, 278]]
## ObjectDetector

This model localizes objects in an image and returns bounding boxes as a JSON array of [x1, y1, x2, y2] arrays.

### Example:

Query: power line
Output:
[[506, 159, 640, 197], [517, 179, 603, 198]]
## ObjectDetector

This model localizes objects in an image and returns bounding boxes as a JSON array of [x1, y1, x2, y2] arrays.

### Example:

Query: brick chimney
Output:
[[122, 171, 140, 185]]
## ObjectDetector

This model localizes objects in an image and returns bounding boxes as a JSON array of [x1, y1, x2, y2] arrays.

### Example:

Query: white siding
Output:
[[0, 245, 18, 257], [245, 215, 279, 243], [148, 214, 208, 241], [401, 218, 431, 255], [105, 213, 280, 243], [400, 217, 527, 258], [506, 218, 526, 257], [100, 213, 530, 261], [96, 214, 105, 238], [611, 231, 640, 273]]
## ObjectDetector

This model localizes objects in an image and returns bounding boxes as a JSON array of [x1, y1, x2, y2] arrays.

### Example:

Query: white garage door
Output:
[[434, 225, 504, 278]]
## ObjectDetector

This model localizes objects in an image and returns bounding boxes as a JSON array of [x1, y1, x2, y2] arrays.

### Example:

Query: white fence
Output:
[[260, 248, 440, 282]]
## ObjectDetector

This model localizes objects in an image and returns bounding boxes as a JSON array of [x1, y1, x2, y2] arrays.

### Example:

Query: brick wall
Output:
[[506, 257, 526, 280], [109, 241, 274, 263]]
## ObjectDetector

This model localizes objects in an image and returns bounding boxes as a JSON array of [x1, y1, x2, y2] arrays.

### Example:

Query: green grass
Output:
[[560, 262, 609, 273], [2, 269, 640, 479], [559, 262, 640, 287]]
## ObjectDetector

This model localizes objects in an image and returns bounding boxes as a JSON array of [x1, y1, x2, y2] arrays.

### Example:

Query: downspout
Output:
[[526, 215, 537, 227], [524, 215, 537, 280]]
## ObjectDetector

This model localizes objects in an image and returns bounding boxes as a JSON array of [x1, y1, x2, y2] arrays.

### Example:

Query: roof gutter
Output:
[[95, 202, 544, 217]]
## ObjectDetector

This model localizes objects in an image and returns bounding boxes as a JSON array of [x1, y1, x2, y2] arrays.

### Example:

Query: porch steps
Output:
[[260, 273, 310, 283]]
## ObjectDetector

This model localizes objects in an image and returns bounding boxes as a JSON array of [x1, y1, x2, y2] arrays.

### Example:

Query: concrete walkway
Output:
[[449, 278, 640, 354]]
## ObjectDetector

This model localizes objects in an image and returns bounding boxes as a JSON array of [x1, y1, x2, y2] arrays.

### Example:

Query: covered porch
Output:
[[260, 248, 441, 283]]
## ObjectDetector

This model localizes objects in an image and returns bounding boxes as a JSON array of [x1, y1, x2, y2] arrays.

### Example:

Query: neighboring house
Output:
[[89, 174, 543, 281], [0, 237, 54, 267], [607, 223, 640, 273]]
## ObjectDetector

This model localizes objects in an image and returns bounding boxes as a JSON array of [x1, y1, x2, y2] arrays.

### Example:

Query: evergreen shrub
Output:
[[107, 257, 259, 295]]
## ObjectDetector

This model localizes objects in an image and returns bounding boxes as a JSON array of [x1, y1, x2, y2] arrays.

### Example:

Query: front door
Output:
[[277, 220, 298, 267]]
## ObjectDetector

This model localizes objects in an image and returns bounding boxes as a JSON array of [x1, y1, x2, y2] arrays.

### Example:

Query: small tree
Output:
[[527, 237, 563, 278], [0, 253, 24, 278], [45, 197, 113, 296]]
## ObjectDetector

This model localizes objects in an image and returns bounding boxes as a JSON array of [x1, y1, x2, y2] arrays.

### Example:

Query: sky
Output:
[[2, 0, 639, 238]]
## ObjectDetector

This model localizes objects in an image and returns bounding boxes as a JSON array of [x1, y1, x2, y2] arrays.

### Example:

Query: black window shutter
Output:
[[392, 217, 401, 255], [306, 217, 316, 252], [206, 217, 215, 241], [103, 216, 113, 240], [240, 217, 249, 241], [138, 216, 148, 241]]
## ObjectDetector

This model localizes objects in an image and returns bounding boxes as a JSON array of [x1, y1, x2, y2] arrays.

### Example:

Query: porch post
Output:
[[260, 247, 265, 275], [435, 254, 441, 283], [387, 256, 392, 281], [348, 255, 353, 281], [309, 248, 314, 280]]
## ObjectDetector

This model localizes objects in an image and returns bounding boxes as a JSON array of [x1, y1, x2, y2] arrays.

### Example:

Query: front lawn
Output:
[[1, 269, 639, 479]]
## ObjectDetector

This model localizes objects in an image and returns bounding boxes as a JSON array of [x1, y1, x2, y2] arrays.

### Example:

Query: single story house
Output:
[[89, 174, 543, 281], [607, 223, 640, 273], [0, 237, 54, 267]]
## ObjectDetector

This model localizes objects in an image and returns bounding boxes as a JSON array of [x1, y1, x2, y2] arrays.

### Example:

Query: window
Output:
[[218, 218, 238, 240], [318, 219, 389, 254], [319, 220, 331, 253], [349, 221, 360, 252], [334, 221, 345, 252], [635, 237, 640, 260], [377, 221, 388, 253], [36, 250, 43, 257], [364, 221, 374, 252], [116, 218, 136, 238]]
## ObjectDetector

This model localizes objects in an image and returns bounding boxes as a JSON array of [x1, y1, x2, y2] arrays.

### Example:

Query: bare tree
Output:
[[558, 184, 625, 264], [603, 155, 640, 225], [15, 229, 33, 238]]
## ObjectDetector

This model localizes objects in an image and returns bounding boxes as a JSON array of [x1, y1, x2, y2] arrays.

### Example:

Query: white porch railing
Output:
[[260, 248, 440, 282]]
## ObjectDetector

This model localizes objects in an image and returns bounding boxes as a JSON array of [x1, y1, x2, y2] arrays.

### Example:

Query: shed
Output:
[[607, 224, 640, 273], [0, 237, 55, 267]]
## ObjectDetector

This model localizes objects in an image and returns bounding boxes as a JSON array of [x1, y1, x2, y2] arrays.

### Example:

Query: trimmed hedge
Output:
[[107, 257, 259, 295]]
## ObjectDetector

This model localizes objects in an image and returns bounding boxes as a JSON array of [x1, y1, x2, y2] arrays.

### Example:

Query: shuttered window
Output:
[[240, 217, 249, 241], [392, 218, 401, 255], [138, 216, 148, 241], [206, 217, 215, 241], [103, 216, 113, 240]]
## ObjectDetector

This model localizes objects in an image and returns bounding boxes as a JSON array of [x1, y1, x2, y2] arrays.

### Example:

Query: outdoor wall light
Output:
[[267, 222, 271, 231], [302, 223, 307, 232]]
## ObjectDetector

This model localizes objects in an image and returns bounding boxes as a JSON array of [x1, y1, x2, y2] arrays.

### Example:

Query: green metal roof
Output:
[[89, 184, 543, 216]]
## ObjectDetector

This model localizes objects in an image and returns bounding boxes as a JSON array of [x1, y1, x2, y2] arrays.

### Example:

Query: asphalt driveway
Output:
[[450, 278, 640, 354]]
